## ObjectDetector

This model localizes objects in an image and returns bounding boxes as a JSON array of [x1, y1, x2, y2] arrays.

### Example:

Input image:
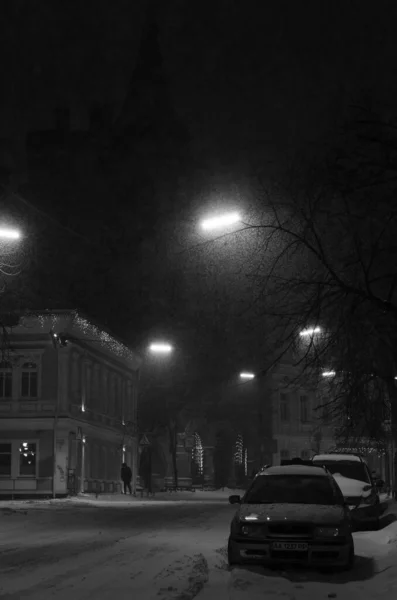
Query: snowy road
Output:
[[0, 498, 397, 600]]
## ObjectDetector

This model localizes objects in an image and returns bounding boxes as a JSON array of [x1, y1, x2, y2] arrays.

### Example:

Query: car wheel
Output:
[[227, 539, 241, 566]]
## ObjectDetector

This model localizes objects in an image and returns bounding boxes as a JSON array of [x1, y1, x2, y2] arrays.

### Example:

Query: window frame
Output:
[[0, 361, 13, 399], [20, 361, 39, 399], [300, 395, 309, 423], [0, 442, 12, 477], [280, 393, 290, 422]]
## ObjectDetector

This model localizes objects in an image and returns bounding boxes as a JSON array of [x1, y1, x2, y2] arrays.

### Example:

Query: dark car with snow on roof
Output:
[[227, 465, 354, 570], [312, 453, 382, 529]]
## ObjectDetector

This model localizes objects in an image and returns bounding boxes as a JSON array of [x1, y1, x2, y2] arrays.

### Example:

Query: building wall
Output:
[[271, 364, 335, 465], [0, 311, 141, 496]]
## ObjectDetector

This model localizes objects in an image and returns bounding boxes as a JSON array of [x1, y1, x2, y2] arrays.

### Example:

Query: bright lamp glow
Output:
[[322, 370, 336, 377], [0, 228, 21, 240], [201, 212, 241, 231], [240, 372, 255, 380], [300, 327, 322, 337], [149, 342, 173, 354]]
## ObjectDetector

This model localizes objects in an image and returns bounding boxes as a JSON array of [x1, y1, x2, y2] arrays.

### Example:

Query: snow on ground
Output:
[[0, 494, 396, 600]]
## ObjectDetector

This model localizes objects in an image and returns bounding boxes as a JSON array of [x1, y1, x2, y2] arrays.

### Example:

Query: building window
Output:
[[0, 361, 12, 398], [301, 449, 311, 460], [19, 442, 37, 476], [21, 362, 38, 398], [300, 395, 309, 422], [280, 449, 290, 460], [280, 393, 289, 422], [0, 443, 12, 476]]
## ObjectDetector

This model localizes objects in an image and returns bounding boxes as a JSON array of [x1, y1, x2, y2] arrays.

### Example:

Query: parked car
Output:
[[228, 464, 354, 570], [312, 453, 382, 529]]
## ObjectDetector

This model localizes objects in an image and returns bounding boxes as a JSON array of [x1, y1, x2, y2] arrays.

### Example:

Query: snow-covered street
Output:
[[0, 495, 397, 600]]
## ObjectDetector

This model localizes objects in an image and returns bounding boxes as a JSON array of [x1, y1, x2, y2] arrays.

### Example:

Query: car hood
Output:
[[332, 475, 371, 498], [238, 503, 345, 525]]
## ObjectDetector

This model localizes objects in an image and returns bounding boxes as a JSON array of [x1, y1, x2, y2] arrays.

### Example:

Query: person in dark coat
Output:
[[121, 462, 132, 495]]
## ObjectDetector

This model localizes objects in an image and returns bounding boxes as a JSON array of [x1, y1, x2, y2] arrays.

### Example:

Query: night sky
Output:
[[1, 0, 397, 398]]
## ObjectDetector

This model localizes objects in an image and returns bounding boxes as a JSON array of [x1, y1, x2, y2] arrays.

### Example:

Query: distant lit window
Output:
[[280, 393, 289, 422], [0, 443, 12, 476], [19, 442, 37, 476], [21, 362, 38, 398], [280, 449, 290, 460], [0, 361, 12, 398], [301, 449, 311, 460]]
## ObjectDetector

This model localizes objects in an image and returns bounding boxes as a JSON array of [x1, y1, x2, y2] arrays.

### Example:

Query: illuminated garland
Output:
[[332, 446, 387, 457], [234, 434, 244, 465], [244, 447, 248, 476], [27, 311, 138, 362], [192, 432, 203, 475]]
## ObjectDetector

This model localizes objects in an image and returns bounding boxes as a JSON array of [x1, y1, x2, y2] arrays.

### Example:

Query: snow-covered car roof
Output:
[[313, 453, 362, 463], [262, 465, 327, 477]]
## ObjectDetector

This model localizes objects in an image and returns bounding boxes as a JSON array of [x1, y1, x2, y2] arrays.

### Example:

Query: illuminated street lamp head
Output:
[[299, 326, 322, 337], [0, 227, 21, 240], [149, 342, 173, 354], [201, 212, 241, 232], [322, 370, 336, 378], [240, 372, 255, 380]]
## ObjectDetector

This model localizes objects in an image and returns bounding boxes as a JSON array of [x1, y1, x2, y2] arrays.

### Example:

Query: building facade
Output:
[[0, 310, 140, 497], [270, 362, 335, 465]]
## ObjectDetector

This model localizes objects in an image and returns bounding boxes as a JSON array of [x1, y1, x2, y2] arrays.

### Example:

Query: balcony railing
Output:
[[0, 400, 56, 414]]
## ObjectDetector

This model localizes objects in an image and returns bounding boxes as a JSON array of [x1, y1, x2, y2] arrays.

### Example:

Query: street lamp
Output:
[[149, 342, 174, 354], [240, 372, 255, 380], [0, 227, 21, 240], [299, 327, 322, 337], [322, 370, 336, 377], [200, 212, 241, 232]]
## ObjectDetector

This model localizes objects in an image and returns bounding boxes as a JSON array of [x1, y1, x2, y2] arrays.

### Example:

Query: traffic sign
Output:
[[139, 434, 151, 447]]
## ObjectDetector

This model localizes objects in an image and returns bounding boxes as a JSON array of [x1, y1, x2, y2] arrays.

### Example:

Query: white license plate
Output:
[[272, 542, 308, 551]]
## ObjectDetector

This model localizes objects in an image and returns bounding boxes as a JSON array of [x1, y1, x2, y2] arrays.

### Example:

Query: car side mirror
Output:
[[229, 495, 241, 505], [363, 485, 372, 492]]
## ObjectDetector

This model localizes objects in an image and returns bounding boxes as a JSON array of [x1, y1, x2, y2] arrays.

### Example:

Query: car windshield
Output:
[[243, 474, 339, 505], [315, 461, 370, 483]]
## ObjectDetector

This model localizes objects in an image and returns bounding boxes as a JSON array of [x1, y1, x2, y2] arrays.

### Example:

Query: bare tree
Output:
[[240, 107, 397, 446]]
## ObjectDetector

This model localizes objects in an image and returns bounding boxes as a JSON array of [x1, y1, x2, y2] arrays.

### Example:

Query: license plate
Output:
[[272, 542, 308, 551]]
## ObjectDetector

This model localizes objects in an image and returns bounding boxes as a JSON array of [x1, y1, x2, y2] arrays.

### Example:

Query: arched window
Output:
[[21, 362, 38, 398], [0, 361, 12, 399]]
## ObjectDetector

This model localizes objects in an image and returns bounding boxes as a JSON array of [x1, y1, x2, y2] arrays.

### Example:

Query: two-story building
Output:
[[0, 309, 141, 498], [270, 362, 335, 464]]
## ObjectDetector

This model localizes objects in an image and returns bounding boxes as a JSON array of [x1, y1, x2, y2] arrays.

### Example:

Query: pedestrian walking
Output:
[[121, 462, 132, 495]]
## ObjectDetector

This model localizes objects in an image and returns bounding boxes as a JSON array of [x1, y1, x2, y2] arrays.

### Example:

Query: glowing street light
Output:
[[149, 342, 173, 354], [240, 372, 255, 380], [0, 227, 21, 240], [201, 212, 241, 232], [299, 327, 322, 337], [322, 370, 336, 377]]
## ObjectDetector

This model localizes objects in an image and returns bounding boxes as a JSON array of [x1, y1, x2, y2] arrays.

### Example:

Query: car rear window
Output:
[[313, 461, 370, 483], [243, 475, 340, 505]]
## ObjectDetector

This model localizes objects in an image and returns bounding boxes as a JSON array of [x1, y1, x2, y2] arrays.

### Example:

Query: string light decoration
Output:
[[331, 445, 387, 458], [244, 447, 248, 476], [27, 311, 139, 363], [234, 434, 244, 465], [192, 432, 203, 475]]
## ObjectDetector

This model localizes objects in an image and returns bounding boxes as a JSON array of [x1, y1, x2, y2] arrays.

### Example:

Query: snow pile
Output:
[[355, 520, 397, 548]]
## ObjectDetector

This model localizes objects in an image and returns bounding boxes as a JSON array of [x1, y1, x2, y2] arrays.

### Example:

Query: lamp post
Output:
[[135, 340, 174, 495]]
